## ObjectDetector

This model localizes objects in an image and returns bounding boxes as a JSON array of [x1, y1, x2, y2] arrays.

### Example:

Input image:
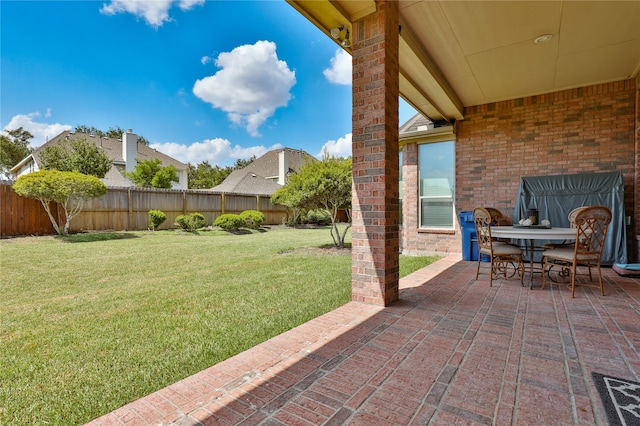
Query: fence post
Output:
[[221, 193, 225, 215], [183, 190, 187, 215], [128, 187, 133, 231]]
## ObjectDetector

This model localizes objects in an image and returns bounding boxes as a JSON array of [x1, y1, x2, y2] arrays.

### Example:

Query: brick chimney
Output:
[[278, 149, 289, 185], [122, 129, 137, 173]]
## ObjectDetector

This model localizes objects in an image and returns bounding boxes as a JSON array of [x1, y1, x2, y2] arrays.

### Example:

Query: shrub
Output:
[[214, 214, 245, 232], [12, 170, 107, 235], [148, 209, 166, 231], [175, 215, 187, 230], [175, 212, 206, 232], [306, 209, 331, 225], [239, 210, 265, 229], [282, 211, 303, 227]]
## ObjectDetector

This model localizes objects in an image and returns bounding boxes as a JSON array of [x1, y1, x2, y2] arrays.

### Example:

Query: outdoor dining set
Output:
[[472, 205, 613, 297]]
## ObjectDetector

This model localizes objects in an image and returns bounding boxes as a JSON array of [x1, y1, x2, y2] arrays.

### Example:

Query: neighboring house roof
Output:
[[399, 114, 434, 135], [102, 163, 132, 187], [11, 130, 187, 188], [212, 172, 284, 196], [236, 147, 313, 180], [211, 148, 315, 196]]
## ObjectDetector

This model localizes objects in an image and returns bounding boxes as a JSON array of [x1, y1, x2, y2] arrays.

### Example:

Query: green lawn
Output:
[[0, 227, 440, 425]]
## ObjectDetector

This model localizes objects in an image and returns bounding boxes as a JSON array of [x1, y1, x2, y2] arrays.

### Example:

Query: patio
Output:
[[88, 255, 640, 425]]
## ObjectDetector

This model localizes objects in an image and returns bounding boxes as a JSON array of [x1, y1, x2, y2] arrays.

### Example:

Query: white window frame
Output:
[[418, 140, 455, 230]]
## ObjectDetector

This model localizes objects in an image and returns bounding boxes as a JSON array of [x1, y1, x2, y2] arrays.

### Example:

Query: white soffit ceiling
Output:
[[402, 0, 640, 109], [289, 0, 640, 122]]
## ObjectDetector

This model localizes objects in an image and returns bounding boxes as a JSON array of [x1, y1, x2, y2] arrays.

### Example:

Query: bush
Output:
[[306, 209, 331, 225], [148, 209, 167, 231], [175, 212, 206, 232], [12, 169, 107, 235], [214, 214, 245, 232], [239, 210, 265, 229], [282, 211, 303, 227]]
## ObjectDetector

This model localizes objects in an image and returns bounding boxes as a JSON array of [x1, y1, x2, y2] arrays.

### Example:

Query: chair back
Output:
[[473, 207, 494, 251], [573, 206, 612, 259], [485, 207, 506, 226], [567, 206, 588, 228]]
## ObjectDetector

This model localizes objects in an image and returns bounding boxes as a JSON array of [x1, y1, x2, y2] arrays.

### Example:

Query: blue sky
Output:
[[1, 0, 417, 166]]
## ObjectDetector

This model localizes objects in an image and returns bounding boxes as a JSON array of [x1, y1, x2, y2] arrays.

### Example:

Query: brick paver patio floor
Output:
[[88, 254, 640, 425]]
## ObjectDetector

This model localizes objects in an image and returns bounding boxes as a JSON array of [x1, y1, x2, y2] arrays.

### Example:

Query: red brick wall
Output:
[[402, 79, 638, 261]]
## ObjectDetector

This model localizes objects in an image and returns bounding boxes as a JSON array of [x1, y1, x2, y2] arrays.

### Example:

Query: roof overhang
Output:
[[10, 154, 35, 173], [287, 0, 640, 123]]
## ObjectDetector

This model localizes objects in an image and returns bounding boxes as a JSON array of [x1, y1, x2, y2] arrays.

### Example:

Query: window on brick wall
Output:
[[419, 141, 455, 229]]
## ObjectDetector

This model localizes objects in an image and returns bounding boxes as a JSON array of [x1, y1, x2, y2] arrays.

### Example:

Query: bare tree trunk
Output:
[[39, 200, 62, 235]]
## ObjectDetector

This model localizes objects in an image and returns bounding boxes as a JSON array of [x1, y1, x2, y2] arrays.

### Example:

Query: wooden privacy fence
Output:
[[1, 184, 289, 237], [1, 183, 56, 236]]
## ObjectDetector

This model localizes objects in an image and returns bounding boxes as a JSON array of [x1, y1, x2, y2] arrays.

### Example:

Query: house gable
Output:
[[211, 148, 315, 195]]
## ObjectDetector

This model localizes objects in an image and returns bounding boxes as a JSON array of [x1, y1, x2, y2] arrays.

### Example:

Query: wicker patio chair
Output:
[[541, 205, 612, 297], [542, 206, 588, 250], [484, 207, 515, 245], [485, 207, 508, 226], [473, 207, 524, 287]]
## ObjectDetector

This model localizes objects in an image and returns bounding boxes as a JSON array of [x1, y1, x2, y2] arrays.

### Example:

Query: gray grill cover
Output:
[[514, 171, 627, 265]]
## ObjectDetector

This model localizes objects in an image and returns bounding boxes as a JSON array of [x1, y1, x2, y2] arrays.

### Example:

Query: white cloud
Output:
[[2, 113, 72, 148], [151, 138, 283, 165], [177, 0, 204, 11], [318, 133, 352, 159], [193, 41, 296, 137], [323, 49, 352, 85], [100, 0, 204, 28]]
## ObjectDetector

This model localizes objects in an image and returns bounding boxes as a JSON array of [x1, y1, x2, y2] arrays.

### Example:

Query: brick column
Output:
[[351, 0, 400, 306], [635, 73, 640, 262], [401, 143, 418, 251]]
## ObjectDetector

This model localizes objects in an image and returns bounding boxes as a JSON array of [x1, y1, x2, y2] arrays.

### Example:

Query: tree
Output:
[[270, 179, 307, 225], [151, 164, 178, 188], [39, 138, 113, 178], [187, 156, 256, 189], [0, 127, 34, 178], [232, 155, 256, 169], [187, 161, 229, 189], [12, 170, 107, 235], [74, 125, 150, 145], [271, 157, 352, 247], [125, 158, 178, 188]]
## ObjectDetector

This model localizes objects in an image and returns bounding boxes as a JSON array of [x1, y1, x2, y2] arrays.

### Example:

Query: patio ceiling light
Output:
[[533, 34, 553, 44], [331, 25, 351, 48]]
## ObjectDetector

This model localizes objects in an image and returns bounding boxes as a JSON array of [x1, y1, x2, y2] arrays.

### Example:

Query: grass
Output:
[[0, 227, 441, 425]]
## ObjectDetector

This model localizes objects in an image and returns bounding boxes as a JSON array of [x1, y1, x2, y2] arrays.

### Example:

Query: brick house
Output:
[[289, 0, 639, 306], [399, 79, 636, 261]]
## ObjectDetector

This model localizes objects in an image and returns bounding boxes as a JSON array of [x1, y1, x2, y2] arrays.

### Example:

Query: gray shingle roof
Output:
[[399, 113, 434, 134], [23, 131, 187, 187], [210, 148, 315, 196], [236, 148, 313, 179], [32, 131, 186, 168], [211, 173, 284, 196]]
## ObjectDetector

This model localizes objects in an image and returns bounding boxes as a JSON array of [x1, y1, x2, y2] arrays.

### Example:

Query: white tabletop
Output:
[[491, 226, 577, 240]]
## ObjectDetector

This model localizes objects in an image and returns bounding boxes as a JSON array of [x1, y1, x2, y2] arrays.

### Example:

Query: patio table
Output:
[[490, 226, 577, 289]]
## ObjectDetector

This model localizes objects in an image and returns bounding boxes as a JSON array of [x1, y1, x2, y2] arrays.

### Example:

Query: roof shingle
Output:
[[210, 148, 315, 196]]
